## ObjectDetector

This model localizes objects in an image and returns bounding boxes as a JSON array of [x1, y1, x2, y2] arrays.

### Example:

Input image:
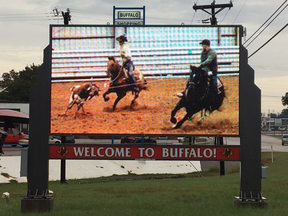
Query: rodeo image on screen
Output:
[[50, 25, 240, 136]]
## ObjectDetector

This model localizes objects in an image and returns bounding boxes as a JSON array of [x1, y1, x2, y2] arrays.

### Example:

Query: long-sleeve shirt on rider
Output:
[[200, 48, 217, 75], [119, 43, 132, 64]]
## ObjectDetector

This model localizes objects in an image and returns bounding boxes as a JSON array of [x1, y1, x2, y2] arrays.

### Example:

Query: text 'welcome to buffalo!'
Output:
[[49, 145, 240, 160]]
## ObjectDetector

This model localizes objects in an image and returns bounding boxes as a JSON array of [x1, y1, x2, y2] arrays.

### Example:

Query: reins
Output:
[[110, 66, 123, 83]]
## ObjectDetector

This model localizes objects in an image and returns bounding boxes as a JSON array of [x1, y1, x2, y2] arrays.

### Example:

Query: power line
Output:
[[190, 0, 199, 24], [72, 15, 110, 22], [262, 95, 281, 98], [0, 12, 49, 16], [219, 7, 230, 24], [68, 8, 98, 14], [245, 2, 288, 47], [0, 11, 57, 22], [248, 23, 288, 58], [243, 0, 287, 46], [252, 65, 288, 70], [220, 0, 234, 23], [232, 0, 247, 24]]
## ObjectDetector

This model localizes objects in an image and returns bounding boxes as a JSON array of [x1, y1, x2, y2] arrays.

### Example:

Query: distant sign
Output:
[[118, 11, 141, 19], [113, 6, 145, 25], [115, 20, 144, 25]]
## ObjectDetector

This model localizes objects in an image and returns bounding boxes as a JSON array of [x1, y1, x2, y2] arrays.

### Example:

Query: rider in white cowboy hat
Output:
[[116, 34, 137, 90]]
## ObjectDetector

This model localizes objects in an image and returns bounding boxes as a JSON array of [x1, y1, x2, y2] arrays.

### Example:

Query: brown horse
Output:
[[103, 57, 147, 111]]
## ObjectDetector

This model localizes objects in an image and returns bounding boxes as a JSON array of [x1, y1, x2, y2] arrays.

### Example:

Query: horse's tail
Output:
[[218, 78, 226, 98], [140, 78, 149, 90], [222, 86, 226, 98], [134, 67, 148, 90], [142, 85, 148, 91]]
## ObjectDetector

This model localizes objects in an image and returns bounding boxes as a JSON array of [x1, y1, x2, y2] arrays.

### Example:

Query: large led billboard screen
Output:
[[50, 25, 241, 136]]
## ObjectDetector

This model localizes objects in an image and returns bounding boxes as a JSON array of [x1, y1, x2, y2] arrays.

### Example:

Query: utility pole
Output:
[[193, 0, 233, 25], [193, 1, 233, 176], [62, 8, 71, 25], [52, 7, 71, 25]]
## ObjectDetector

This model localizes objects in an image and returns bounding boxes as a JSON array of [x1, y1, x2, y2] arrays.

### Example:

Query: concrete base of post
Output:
[[21, 197, 54, 213], [234, 199, 267, 208]]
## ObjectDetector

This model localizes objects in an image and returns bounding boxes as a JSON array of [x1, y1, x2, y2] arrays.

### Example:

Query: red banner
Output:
[[49, 145, 240, 161]]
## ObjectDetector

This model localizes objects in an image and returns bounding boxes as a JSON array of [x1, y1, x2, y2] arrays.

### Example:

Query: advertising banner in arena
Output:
[[50, 25, 241, 136], [49, 145, 240, 160]]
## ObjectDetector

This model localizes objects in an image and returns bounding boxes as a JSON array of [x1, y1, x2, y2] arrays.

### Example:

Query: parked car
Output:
[[261, 125, 269, 131], [52, 135, 75, 143], [19, 135, 61, 147], [282, 135, 288, 146], [18, 135, 29, 147], [1, 128, 28, 147], [120, 136, 157, 144], [278, 126, 287, 131]]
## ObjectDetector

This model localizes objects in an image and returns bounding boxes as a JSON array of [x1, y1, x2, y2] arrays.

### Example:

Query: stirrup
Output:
[[208, 106, 213, 113]]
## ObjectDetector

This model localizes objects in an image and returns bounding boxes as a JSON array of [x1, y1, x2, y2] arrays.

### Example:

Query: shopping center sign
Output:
[[113, 6, 145, 25]]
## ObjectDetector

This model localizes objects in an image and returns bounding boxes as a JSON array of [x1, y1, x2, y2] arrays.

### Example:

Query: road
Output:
[[216, 135, 287, 152], [2, 135, 287, 156]]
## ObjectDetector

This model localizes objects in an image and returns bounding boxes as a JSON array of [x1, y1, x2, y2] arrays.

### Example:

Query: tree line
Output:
[[1, 63, 288, 117], [0, 64, 39, 103]]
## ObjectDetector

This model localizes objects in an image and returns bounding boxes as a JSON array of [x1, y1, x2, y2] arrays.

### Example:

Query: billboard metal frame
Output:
[[21, 24, 265, 212]]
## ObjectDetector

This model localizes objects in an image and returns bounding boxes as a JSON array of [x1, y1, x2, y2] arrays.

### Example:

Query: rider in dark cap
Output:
[[116, 34, 137, 90], [199, 39, 218, 108], [177, 39, 218, 111], [199, 39, 210, 46]]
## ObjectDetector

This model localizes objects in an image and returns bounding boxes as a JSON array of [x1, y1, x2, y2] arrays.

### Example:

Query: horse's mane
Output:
[[107, 57, 121, 76], [185, 66, 208, 102]]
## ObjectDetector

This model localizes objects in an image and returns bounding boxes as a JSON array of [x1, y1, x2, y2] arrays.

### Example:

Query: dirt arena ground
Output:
[[50, 75, 239, 136]]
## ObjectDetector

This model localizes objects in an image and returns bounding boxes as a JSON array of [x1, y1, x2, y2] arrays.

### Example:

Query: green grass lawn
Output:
[[0, 152, 288, 215]]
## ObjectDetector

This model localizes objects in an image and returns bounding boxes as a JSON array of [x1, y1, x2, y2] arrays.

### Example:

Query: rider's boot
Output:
[[128, 74, 138, 92], [176, 92, 183, 98], [132, 75, 139, 91]]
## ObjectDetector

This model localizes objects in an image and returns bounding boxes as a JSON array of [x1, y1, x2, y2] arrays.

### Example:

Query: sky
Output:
[[1, 0, 288, 115]]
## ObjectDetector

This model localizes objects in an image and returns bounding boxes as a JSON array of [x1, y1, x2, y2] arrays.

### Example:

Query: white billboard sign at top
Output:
[[118, 11, 141, 19]]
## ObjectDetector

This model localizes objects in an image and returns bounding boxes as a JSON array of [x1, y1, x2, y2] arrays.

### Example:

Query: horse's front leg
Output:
[[113, 93, 126, 112], [170, 99, 184, 124], [131, 90, 139, 106], [103, 89, 111, 102], [173, 112, 193, 129]]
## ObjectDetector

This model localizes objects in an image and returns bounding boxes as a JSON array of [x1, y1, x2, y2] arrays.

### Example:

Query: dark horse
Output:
[[170, 65, 225, 129], [103, 56, 147, 111]]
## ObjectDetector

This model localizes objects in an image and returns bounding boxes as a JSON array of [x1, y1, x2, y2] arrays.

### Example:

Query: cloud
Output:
[[1, 0, 288, 114]]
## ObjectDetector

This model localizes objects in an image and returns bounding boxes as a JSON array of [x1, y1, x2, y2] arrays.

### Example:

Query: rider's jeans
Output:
[[125, 62, 136, 83]]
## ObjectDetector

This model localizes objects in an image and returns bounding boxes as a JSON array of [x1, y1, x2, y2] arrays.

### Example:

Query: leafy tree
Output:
[[279, 109, 288, 117], [270, 113, 278, 118], [0, 64, 39, 102], [281, 92, 288, 106], [280, 93, 288, 117]]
